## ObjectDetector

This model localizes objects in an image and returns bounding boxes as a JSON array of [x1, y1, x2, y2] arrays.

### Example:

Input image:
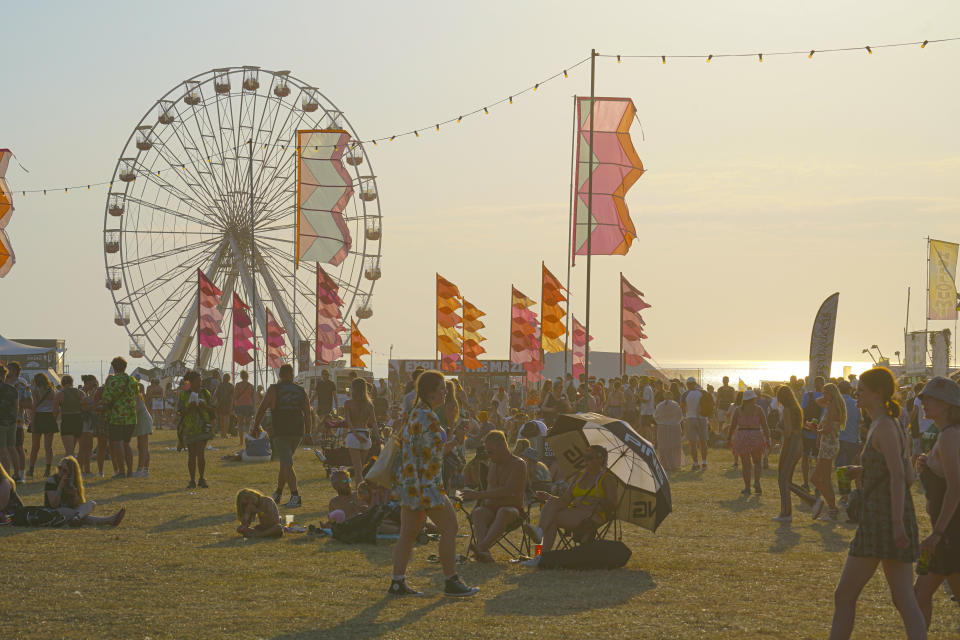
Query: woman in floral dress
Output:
[[389, 370, 477, 598]]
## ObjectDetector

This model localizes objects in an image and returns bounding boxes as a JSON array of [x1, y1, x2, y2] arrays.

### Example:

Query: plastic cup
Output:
[[836, 468, 852, 496], [284, 514, 294, 526], [535, 544, 542, 556]]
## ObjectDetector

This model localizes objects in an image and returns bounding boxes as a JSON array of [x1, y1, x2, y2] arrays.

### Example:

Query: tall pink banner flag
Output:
[[232, 293, 254, 366], [621, 274, 651, 366], [572, 98, 645, 265], [197, 269, 224, 349], [571, 315, 593, 380], [316, 265, 345, 364]]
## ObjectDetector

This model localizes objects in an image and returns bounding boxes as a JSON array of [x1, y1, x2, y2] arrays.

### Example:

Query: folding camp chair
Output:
[[453, 496, 532, 562], [556, 514, 622, 551]]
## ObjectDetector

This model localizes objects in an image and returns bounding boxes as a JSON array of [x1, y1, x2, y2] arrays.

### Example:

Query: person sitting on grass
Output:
[[236, 488, 283, 538], [327, 468, 363, 523], [358, 480, 400, 535], [221, 424, 272, 462], [462, 430, 527, 562], [522, 445, 618, 567], [44, 456, 125, 527]]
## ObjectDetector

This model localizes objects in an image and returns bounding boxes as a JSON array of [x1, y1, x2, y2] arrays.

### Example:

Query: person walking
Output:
[[680, 378, 709, 470], [800, 376, 825, 491], [728, 390, 770, 495], [53, 375, 83, 459], [177, 371, 214, 488], [912, 376, 960, 629], [5, 362, 31, 483], [215, 373, 234, 438], [773, 385, 805, 522], [389, 370, 477, 597], [810, 383, 846, 522], [100, 357, 139, 479], [828, 367, 925, 640], [836, 380, 861, 467], [28, 373, 58, 479], [233, 370, 254, 447], [342, 377, 378, 492], [639, 377, 656, 445], [132, 385, 153, 477], [0, 365, 19, 477], [653, 390, 684, 471], [254, 364, 312, 508]]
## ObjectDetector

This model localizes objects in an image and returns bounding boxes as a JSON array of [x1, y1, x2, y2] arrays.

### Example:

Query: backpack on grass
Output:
[[538, 540, 632, 570]]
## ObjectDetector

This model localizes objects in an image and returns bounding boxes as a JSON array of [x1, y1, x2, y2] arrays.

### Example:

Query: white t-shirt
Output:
[[640, 386, 655, 416], [682, 389, 703, 417]]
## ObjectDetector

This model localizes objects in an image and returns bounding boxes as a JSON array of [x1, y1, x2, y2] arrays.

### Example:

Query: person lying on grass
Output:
[[236, 488, 282, 538], [44, 456, 125, 527]]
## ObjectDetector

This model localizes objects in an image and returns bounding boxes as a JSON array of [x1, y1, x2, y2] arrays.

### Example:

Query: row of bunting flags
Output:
[[8, 37, 958, 198]]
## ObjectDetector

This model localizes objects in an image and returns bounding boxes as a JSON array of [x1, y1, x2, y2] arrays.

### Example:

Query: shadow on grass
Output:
[[484, 567, 655, 616], [811, 521, 853, 552], [769, 523, 802, 553], [668, 469, 704, 483], [96, 489, 182, 505], [149, 512, 235, 533], [271, 595, 448, 639], [716, 495, 763, 512]]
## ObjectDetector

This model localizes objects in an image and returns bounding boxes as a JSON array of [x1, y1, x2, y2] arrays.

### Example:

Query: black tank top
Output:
[[271, 381, 306, 437], [921, 425, 960, 541]]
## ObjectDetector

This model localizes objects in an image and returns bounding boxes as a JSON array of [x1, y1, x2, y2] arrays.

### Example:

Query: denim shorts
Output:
[[272, 435, 301, 467]]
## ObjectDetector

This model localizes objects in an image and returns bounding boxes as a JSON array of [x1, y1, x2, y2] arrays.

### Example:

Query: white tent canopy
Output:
[[0, 334, 54, 356]]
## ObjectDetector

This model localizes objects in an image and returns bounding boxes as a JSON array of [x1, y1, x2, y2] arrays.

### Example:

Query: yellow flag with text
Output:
[[928, 239, 959, 320]]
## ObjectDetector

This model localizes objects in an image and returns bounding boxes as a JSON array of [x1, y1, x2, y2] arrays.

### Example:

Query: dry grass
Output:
[[1, 432, 958, 640]]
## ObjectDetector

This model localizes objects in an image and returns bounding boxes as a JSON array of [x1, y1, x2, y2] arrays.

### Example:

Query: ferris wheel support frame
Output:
[[163, 239, 228, 368]]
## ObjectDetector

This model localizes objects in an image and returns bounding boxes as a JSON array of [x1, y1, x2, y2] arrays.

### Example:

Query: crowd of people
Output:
[[0, 354, 957, 631]]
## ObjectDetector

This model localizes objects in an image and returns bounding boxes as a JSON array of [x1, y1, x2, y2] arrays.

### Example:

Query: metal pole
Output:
[[584, 49, 596, 385], [564, 95, 576, 377], [905, 286, 911, 369], [619, 272, 623, 378], [249, 140, 258, 397], [925, 237, 930, 370], [435, 273, 439, 371]]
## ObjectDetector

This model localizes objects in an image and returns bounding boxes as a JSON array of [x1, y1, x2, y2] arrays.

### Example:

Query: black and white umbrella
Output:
[[547, 412, 672, 532]]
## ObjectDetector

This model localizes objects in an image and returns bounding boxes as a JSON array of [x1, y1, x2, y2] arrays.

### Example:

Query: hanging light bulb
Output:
[[809, 50, 815, 58], [534, 83, 539, 91], [563, 69, 568, 78], [617, 55, 621, 63], [389, 136, 395, 141], [758, 53, 763, 62], [661, 55, 666, 64], [706, 54, 713, 63], [509, 96, 513, 104], [457, 115, 463, 123], [866, 46, 873, 54], [414, 130, 419, 137], [484, 107, 489, 114], [921, 40, 928, 48], [435, 124, 439, 131]]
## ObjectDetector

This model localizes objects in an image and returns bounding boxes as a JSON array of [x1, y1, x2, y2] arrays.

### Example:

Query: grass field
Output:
[[2, 431, 957, 640]]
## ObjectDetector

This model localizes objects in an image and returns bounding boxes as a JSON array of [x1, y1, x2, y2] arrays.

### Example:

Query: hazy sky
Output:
[[2, 1, 958, 376]]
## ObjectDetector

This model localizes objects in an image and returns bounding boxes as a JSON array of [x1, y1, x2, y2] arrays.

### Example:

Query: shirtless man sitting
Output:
[[461, 429, 527, 562]]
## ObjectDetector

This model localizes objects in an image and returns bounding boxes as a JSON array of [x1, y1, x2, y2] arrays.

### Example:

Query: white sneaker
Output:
[[811, 497, 825, 520], [521, 556, 541, 568], [771, 515, 793, 523]]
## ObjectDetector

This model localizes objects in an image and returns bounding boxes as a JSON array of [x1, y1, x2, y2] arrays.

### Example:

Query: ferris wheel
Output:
[[103, 66, 382, 373]]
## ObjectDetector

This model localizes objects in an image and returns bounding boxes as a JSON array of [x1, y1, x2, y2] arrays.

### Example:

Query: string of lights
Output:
[[10, 36, 958, 197]]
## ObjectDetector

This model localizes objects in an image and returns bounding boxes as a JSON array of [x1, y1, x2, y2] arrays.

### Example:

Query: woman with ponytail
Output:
[[829, 367, 925, 640]]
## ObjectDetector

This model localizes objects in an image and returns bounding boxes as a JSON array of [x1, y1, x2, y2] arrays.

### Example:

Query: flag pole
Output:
[[435, 273, 439, 371], [196, 268, 200, 372], [925, 237, 930, 369], [564, 95, 576, 378], [249, 139, 258, 400], [584, 48, 596, 386], [619, 272, 624, 378], [540, 263, 546, 380]]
